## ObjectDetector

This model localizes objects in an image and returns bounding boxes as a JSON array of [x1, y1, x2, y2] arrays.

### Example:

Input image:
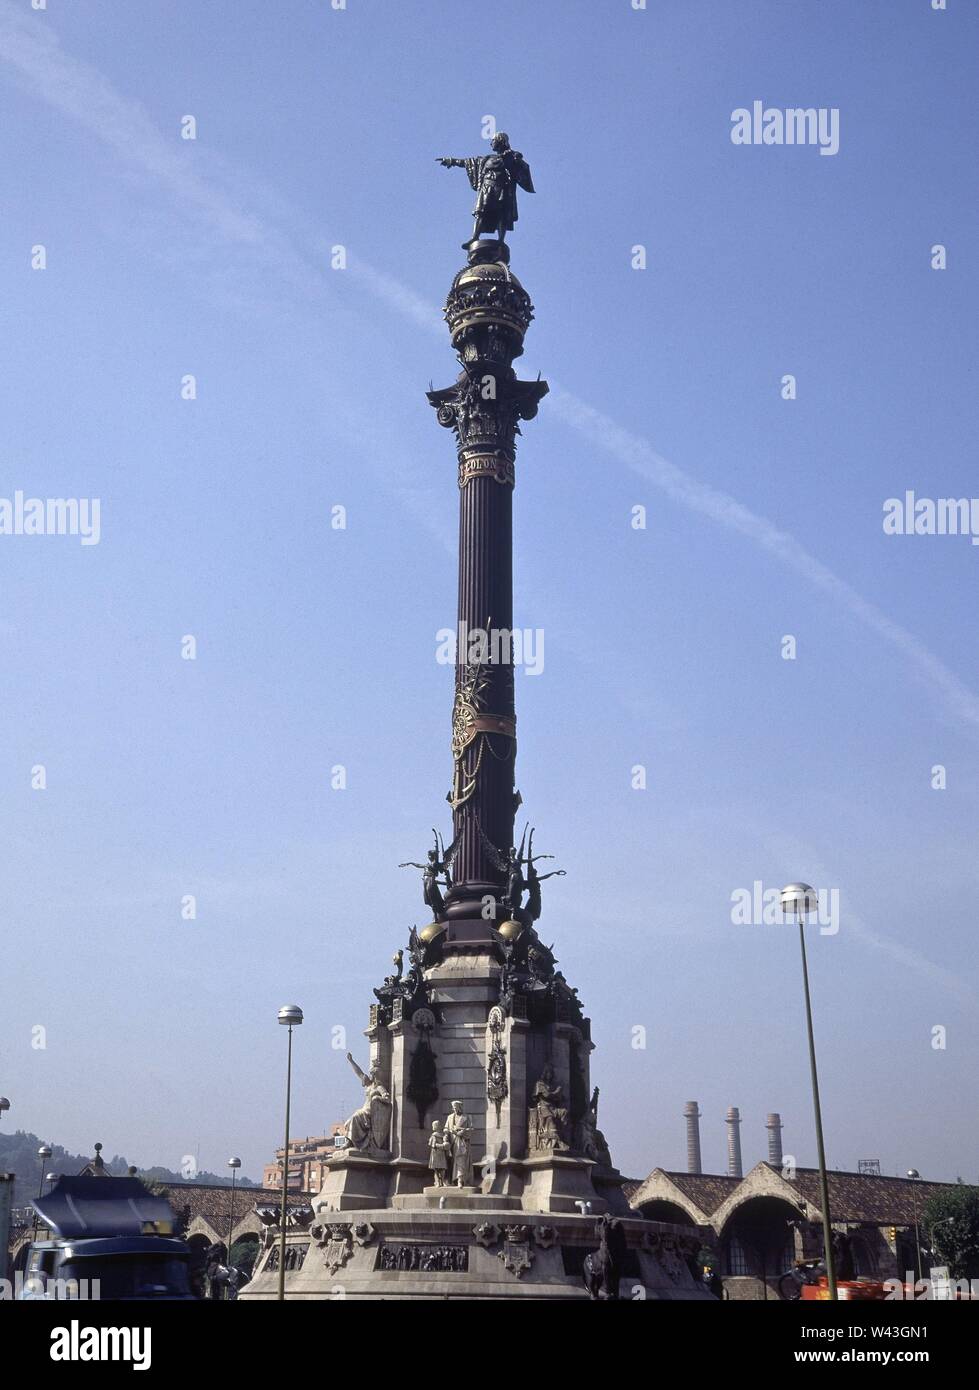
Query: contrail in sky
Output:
[[1, 1, 973, 1002], [4, 0, 976, 739]]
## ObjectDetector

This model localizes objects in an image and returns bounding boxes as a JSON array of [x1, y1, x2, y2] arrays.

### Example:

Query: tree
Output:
[[229, 1235, 260, 1275], [0, 1128, 256, 1206], [922, 1188, 979, 1280]]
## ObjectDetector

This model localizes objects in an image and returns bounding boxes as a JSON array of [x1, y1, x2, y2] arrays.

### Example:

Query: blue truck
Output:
[[20, 1175, 195, 1300]]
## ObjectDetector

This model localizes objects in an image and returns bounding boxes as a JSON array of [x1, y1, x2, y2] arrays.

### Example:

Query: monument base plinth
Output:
[[511, 1154, 613, 1214], [390, 1187, 523, 1211], [313, 1152, 393, 1211], [239, 1210, 716, 1301]]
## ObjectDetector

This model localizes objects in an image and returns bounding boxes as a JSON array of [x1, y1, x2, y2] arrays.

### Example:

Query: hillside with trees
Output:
[[1, 1129, 257, 1209]]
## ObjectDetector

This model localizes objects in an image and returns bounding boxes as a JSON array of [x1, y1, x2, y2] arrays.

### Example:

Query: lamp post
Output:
[[0, 1097, 10, 1128], [276, 1005, 303, 1301], [227, 1156, 241, 1285], [781, 883, 837, 1300], [907, 1169, 923, 1284], [32, 1145, 52, 1239]]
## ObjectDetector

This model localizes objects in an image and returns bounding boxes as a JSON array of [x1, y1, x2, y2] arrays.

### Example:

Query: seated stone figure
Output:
[[342, 1052, 392, 1155], [576, 1086, 612, 1166]]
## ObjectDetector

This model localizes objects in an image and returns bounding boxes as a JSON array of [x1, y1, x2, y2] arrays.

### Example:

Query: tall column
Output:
[[684, 1101, 702, 1175], [726, 1106, 743, 1179], [766, 1112, 784, 1168], [428, 241, 547, 926], [452, 465, 515, 896]]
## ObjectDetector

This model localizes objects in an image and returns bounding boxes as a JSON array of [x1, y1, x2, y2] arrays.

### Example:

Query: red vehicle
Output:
[[779, 1259, 886, 1301]]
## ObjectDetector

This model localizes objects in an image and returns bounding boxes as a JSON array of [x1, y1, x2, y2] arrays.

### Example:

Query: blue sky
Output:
[[1, 0, 977, 1185]]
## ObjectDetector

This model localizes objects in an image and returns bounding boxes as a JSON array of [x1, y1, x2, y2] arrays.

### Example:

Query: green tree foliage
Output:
[[922, 1187, 979, 1280], [0, 1129, 255, 1208], [229, 1235, 260, 1274]]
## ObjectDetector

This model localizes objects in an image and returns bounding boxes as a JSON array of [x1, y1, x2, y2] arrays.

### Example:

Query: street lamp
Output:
[[227, 1156, 242, 1282], [907, 1169, 924, 1284], [32, 1145, 52, 1238], [0, 1097, 10, 1128], [276, 1004, 303, 1301], [781, 883, 837, 1301]]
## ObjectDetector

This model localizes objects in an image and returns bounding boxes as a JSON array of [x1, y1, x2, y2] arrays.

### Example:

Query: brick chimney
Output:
[[684, 1101, 702, 1175], [766, 1112, 783, 1167], [726, 1106, 743, 1179]]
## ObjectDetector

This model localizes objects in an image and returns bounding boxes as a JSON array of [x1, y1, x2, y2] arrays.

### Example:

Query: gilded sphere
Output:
[[498, 919, 523, 941], [419, 921, 445, 944]]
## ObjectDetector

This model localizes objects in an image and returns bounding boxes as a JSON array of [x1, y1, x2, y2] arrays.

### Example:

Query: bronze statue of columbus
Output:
[[437, 132, 534, 247]]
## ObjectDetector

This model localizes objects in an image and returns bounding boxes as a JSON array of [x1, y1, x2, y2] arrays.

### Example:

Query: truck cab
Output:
[[20, 1175, 196, 1300]]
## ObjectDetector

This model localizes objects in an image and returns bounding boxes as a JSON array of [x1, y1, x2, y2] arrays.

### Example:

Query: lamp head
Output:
[[780, 883, 818, 916]]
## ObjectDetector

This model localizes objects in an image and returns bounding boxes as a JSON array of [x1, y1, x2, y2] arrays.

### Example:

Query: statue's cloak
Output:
[[463, 150, 534, 234]]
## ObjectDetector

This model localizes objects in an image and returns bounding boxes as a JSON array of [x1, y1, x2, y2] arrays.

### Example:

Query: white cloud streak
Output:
[[547, 388, 979, 734], [2, 3, 973, 1002]]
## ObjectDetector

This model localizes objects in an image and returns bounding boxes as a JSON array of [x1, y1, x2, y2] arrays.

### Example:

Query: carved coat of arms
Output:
[[498, 1224, 534, 1278], [321, 1223, 353, 1275]]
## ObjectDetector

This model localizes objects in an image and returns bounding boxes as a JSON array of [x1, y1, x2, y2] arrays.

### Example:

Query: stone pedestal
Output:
[[241, 1210, 714, 1301], [242, 935, 714, 1301], [313, 1153, 393, 1211]]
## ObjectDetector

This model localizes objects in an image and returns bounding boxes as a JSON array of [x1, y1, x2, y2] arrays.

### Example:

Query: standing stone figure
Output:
[[531, 1063, 570, 1152], [343, 1052, 392, 1155], [437, 132, 534, 246], [443, 1101, 474, 1187], [427, 1121, 449, 1186]]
